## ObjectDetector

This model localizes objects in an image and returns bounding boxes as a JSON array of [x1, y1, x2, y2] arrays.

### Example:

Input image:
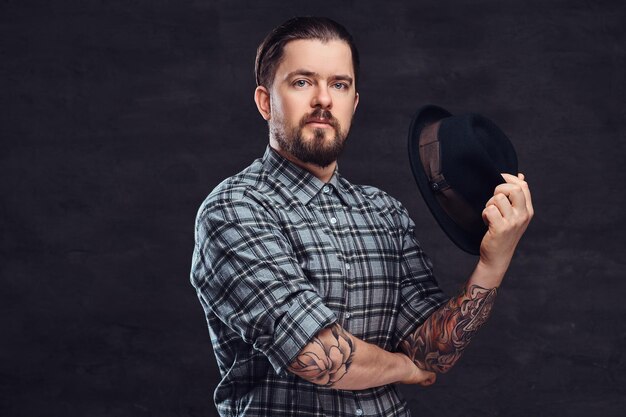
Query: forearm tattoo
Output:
[[400, 284, 497, 373], [288, 323, 356, 386]]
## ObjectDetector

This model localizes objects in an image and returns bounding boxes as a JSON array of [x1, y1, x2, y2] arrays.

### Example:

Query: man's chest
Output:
[[273, 197, 404, 344]]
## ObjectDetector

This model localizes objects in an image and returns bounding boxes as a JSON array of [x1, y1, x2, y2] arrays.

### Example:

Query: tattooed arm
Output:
[[288, 323, 436, 389], [400, 282, 498, 373], [400, 173, 533, 374]]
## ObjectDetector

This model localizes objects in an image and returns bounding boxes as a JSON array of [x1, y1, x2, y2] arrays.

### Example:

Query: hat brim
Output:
[[408, 105, 485, 256]]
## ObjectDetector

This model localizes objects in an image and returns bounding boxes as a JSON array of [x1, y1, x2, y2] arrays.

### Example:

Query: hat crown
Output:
[[439, 114, 518, 215], [408, 105, 518, 255]]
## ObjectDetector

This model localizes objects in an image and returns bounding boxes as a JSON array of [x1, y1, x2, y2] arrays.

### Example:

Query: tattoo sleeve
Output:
[[400, 284, 498, 373], [288, 323, 356, 387]]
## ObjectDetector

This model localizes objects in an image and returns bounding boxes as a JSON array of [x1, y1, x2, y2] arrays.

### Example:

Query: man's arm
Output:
[[194, 194, 437, 388], [399, 280, 497, 373], [400, 173, 534, 373], [288, 322, 436, 390]]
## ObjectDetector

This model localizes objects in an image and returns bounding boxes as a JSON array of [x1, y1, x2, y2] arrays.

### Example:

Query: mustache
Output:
[[300, 108, 340, 129]]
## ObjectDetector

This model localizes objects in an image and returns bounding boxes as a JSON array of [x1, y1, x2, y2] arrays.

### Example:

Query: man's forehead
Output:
[[278, 39, 354, 78]]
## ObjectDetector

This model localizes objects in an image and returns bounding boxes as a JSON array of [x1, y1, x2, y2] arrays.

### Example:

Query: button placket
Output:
[[319, 185, 338, 228]]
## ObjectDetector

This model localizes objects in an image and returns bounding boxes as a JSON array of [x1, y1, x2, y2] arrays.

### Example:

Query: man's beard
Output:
[[271, 108, 348, 168]]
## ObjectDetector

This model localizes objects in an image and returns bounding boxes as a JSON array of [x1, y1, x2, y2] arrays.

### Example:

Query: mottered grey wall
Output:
[[2, 0, 625, 416]]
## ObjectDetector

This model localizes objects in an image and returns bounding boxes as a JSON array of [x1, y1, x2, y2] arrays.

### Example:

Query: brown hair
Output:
[[255, 17, 360, 89]]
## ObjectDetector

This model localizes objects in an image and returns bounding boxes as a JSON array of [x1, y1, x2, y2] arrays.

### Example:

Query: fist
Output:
[[396, 353, 437, 386], [479, 173, 534, 273]]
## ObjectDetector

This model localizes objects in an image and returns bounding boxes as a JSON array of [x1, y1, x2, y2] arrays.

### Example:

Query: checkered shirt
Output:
[[190, 146, 449, 416]]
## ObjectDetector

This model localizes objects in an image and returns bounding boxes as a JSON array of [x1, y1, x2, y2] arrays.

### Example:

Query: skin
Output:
[[253, 38, 534, 389], [401, 172, 534, 373], [254, 39, 359, 183]]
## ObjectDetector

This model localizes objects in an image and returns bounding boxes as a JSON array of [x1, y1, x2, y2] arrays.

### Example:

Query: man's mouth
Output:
[[301, 108, 338, 130], [306, 118, 334, 127], [306, 119, 331, 126]]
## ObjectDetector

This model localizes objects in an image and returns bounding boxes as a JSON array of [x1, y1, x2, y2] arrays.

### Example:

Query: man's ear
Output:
[[254, 86, 271, 120], [353, 92, 360, 114]]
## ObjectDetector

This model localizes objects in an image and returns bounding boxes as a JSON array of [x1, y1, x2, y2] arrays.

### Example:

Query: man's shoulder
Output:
[[343, 179, 417, 233], [352, 183, 395, 201], [342, 178, 405, 214], [196, 156, 277, 218]]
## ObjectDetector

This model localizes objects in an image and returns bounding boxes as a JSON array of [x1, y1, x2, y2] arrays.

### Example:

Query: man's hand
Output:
[[479, 173, 534, 278], [397, 174, 533, 375], [394, 352, 437, 386]]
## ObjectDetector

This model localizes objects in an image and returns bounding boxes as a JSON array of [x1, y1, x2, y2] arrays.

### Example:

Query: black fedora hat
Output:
[[408, 105, 518, 255]]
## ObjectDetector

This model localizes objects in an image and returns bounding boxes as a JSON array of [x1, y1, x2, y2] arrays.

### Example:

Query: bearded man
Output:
[[190, 16, 533, 417]]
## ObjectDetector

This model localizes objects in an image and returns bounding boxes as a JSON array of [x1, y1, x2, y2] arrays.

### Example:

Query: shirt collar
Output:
[[261, 145, 353, 207]]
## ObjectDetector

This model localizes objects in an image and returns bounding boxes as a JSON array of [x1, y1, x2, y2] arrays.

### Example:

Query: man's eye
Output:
[[294, 80, 308, 87], [333, 83, 348, 90]]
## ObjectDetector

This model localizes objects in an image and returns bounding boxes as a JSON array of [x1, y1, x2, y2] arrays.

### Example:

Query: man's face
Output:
[[265, 39, 359, 168]]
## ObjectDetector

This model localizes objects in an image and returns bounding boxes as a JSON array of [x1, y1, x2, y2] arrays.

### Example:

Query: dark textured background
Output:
[[2, 0, 625, 416]]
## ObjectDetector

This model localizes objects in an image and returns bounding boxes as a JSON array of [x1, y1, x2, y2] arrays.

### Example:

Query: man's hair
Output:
[[255, 16, 360, 89]]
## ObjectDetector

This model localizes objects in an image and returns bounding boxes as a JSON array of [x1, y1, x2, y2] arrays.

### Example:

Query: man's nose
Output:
[[311, 85, 332, 109]]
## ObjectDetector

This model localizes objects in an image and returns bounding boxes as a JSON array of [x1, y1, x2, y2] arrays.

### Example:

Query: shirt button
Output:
[[356, 409, 363, 416], [345, 264, 351, 270], [330, 217, 337, 224], [345, 312, 351, 319], [323, 185, 331, 194]]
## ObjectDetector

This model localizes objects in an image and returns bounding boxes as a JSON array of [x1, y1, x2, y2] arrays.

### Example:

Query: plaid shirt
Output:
[[191, 146, 449, 417]]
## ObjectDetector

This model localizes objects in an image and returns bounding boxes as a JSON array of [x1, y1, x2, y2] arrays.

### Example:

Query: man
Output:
[[190, 16, 533, 417]]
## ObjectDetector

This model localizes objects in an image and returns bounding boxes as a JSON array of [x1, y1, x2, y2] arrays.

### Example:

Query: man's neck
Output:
[[269, 144, 337, 183]]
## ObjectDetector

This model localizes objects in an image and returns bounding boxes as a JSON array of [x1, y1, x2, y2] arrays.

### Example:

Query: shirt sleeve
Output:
[[392, 201, 450, 350], [190, 193, 337, 376]]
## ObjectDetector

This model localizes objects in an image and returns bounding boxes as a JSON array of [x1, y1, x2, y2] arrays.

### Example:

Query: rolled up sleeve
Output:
[[190, 196, 336, 375]]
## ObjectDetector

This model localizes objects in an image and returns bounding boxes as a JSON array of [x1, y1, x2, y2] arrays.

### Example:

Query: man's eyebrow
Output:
[[333, 74, 354, 84], [284, 70, 354, 85], [285, 69, 319, 80]]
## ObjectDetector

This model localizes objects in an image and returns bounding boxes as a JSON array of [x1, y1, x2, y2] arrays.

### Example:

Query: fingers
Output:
[[501, 172, 523, 184], [484, 188, 519, 225], [486, 173, 533, 212], [482, 204, 502, 226], [483, 172, 534, 230], [418, 371, 437, 387], [491, 193, 514, 218], [485, 184, 524, 214], [503, 172, 534, 218], [519, 175, 534, 218], [479, 173, 533, 268]]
